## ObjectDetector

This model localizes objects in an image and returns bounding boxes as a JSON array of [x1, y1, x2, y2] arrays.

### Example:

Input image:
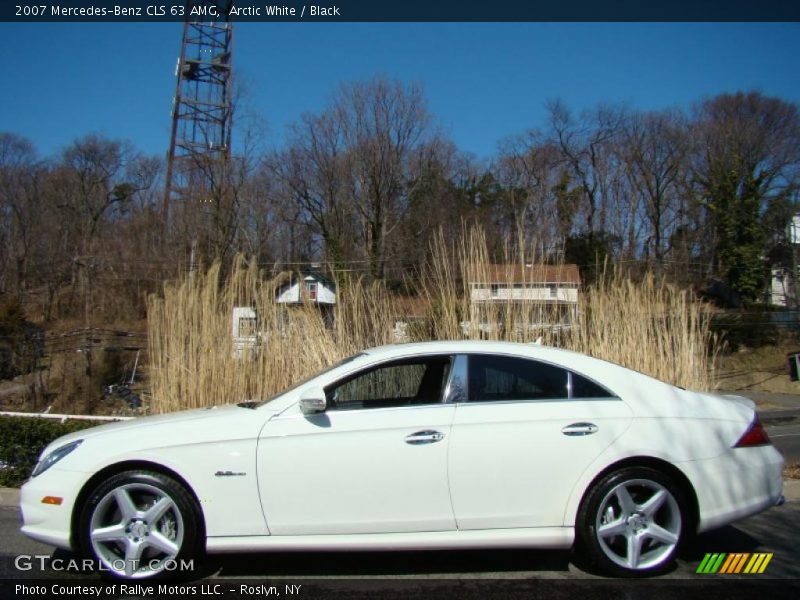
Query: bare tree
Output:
[[618, 109, 689, 266], [495, 132, 576, 256], [547, 100, 626, 240], [0, 133, 42, 293], [272, 77, 437, 279], [336, 78, 435, 280], [55, 135, 159, 324], [269, 109, 357, 268]]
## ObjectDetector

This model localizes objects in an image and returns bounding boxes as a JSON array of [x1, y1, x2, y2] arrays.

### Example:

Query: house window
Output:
[[305, 281, 318, 300], [238, 317, 257, 337]]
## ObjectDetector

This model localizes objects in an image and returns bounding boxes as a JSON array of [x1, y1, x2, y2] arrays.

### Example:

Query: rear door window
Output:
[[467, 354, 568, 402]]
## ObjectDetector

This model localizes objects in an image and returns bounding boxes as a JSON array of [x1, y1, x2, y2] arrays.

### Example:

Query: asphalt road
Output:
[[763, 410, 800, 462]]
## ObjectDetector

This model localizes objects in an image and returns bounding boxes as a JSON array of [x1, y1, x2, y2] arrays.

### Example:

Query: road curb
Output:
[[783, 479, 800, 501]]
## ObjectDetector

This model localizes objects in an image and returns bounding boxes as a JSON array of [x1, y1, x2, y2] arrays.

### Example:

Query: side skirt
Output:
[[206, 527, 574, 553]]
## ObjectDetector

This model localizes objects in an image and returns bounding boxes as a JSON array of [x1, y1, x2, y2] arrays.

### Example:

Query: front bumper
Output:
[[19, 468, 89, 550]]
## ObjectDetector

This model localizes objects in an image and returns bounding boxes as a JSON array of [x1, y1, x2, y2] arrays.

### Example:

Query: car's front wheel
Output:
[[577, 466, 687, 577], [78, 470, 202, 579]]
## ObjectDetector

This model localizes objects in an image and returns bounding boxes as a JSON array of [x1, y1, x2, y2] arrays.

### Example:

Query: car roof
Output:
[[364, 339, 580, 360]]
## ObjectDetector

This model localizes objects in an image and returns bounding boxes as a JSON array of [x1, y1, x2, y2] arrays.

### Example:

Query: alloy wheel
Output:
[[88, 482, 185, 578], [594, 478, 682, 571]]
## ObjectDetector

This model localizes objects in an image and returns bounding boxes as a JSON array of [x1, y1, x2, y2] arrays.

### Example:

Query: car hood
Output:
[[40, 404, 271, 457]]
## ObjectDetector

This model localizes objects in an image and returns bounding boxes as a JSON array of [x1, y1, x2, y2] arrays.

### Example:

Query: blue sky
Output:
[[1, 22, 799, 163]]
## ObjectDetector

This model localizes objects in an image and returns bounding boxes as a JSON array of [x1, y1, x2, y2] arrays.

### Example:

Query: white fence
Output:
[[0, 411, 133, 423]]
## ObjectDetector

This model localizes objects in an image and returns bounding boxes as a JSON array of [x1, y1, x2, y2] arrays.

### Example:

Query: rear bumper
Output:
[[680, 444, 784, 533]]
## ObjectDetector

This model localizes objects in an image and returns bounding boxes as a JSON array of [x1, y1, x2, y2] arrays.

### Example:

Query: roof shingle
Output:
[[467, 263, 581, 285]]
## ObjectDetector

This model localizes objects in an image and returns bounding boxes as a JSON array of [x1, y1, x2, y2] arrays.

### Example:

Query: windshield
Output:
[[252, 353, 366, 407]]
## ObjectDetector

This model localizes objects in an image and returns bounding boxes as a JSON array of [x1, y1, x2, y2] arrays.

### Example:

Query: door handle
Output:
[[405, 430, 445, 445], [561, 422, 599, 436]]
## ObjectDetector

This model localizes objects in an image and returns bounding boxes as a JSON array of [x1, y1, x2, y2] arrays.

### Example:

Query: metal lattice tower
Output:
[[163, 1, 234, 228]]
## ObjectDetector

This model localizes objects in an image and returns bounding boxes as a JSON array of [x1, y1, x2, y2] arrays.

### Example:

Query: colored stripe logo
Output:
[[696, 553, 773, 574]]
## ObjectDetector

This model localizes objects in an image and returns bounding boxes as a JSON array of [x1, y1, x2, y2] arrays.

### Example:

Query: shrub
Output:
[[0, 416, 98, 487], [711, 310, 786, 351]]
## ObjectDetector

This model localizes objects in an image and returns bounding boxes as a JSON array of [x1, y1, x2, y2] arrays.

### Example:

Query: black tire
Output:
[[78, 470, 203, 580], [576, 466, 688, 577]]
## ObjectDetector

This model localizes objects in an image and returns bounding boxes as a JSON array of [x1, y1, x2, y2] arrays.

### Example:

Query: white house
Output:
[[769, 267, 793, 308], [772, 213, 800, 307], [275, 272, 336, 305], [275, 270, 337, 327], [231, 271, 338, 358], [468, 264, 580, 304], [231, 306, 259, 358], [466, 263, 581, 334]]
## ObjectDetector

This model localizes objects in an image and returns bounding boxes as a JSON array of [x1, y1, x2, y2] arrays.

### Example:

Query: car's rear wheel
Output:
[[78, 470, 202, 579], [577, 466, 687, 577]]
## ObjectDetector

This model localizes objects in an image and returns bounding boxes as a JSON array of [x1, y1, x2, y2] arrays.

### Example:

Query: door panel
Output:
[[257, 355, 457, 535], [449, 400, 631, 529], [258, 405, 456, 535], [447, 354, 632, 529]]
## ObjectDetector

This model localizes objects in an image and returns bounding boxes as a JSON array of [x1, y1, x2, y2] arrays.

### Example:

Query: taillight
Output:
[[733, 414, 771, 447]]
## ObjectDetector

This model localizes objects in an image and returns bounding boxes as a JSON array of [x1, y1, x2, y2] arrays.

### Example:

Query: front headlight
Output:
[[31, 440, 83, 478]]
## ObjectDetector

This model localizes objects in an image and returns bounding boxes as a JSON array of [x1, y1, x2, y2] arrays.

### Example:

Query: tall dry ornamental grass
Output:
[[147, 230, 718, 413], [415, 228, 717, 388], [574, 271, 717, 391], [147, 257, 399, 412]]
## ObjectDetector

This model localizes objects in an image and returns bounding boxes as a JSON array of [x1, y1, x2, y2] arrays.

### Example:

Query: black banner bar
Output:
[[2, 1, 800, 23], [3, 579, 800, 600]]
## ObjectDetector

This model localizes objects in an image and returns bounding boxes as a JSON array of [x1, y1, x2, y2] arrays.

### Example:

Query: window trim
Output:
[[569, 369, 619, 400], [323, 354, 455, 412], [443, 354, 467, 404]]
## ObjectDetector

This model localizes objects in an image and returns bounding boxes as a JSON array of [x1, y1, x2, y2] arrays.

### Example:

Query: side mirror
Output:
[[299, 387, 327, 415]]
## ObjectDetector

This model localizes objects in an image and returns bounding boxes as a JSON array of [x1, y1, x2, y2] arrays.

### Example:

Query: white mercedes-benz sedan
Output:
[[20, 341, 784, 579]]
